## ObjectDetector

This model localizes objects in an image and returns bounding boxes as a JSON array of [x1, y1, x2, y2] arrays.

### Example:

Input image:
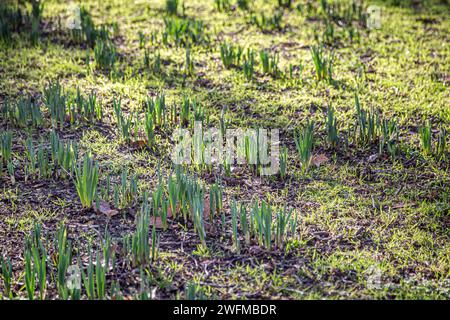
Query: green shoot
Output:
[[294, 121, 315, 175], [74, 152, 99, 208]]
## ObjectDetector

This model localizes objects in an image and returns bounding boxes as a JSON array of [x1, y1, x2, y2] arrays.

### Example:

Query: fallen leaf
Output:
[[95, 200, 119, 218], [203, 194, 211, 221], [167, 206, 173, 218], [311, 153, 329, 167], [150, 216, 163, 229], [130, 139, 148, 149]]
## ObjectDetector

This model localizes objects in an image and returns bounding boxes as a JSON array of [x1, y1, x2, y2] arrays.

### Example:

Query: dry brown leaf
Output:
[[130, 139, 148, 149], [150, 216, 163, 229], [311, 153, 329, 167], [203, 194, 211, 221], [167, 205, 173, 218], [95, 200, 119, 218]]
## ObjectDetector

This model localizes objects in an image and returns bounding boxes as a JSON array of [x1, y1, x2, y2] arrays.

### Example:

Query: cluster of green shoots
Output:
[[220, 42, 303, 82], [123, 191, 159, 267], [318, 94, 448, 163], [24, 224, 47, 300], [0, 0, 44, 45], [72, 8, 118, 71], [294, 121, 315, 175], [74, 88, 103, 122], [99, 168, 139, 210], [43, 82, 104, 129], [0, 82, 103, 128], [82, 235, 115, 300], [419, 121, 447, 160], [112, 93, 208, 149], [185, 282, 207, 300], [1, 96, 43, 128], [325, 105, 339, 147], [259, 50, 280, 78], [74, 152, 99, 209], [220, 42, 243, 69], [0, 131, 12, 176], [243, 48, 256, 81], [230, 199, 298, 253], [300, 0, 365, 44], [22, 130, 77, 182], [165, 0, 180, 16], [0, 2, 22, 44], [310, 44, 334, 83], [316, 0, 366, 28], [0, 222, 129, 300], [43, 82, 68, 129], [141, 32, 162, 75], [250, 10, 284, 32], [353, 94, 401, 159], [162, 16, 208, 47], [93, 36, 117, 71], [74, 7, 118, 47]]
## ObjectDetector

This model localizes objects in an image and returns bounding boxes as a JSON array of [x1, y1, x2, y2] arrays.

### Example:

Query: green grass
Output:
[[0, 0, 448, 300]]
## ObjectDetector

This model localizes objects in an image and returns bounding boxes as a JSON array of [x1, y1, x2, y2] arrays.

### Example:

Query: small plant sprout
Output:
[[184, 47, 194, 77], [81, 249, 107, 300], [8, 96, 43, 128], [81, 254, 95, 300], [74, 152, 99, 208], [95, 252, 107, 300], [30, 224, 47, 300], [240, 203, 250, 245], [185, 282, 207, 300], [209, 179, 223, 220], [251, 200, 273, 250], [215, 0, 231, 12], [325, 105, 339, 147], [243, 48, 255, 81], [94, 39, 117, 70], [145, 112, 155, 148], [259, 50, 280, 77], [168, 174, 179, 219], [251, 11, 283, 32], [44, 81, 68, 129], [24, 245, 36, 300], [220, 42, 242, 69], [129, 195, 151, 267], [275, 207, 294, 248], [231, 200, 241, 254], [294, 121, 315, 175], [56, 225, 73, 299], [355, 94, 379, 146], [0, 255, 13, 299], [419, 120, 433, 157], [166, 0, 179, 15], [1, 131, 12, 165], [192, 190, 206, 246], [138, 30, 146, 49], [310, 44, 333, 83], [380, 118, 399, 159]]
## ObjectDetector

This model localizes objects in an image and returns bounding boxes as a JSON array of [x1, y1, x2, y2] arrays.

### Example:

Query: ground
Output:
[[0, 0, 449, 300]]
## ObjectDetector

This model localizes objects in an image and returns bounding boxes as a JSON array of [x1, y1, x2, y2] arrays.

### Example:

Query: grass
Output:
[[0, 0, 448, 300]]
